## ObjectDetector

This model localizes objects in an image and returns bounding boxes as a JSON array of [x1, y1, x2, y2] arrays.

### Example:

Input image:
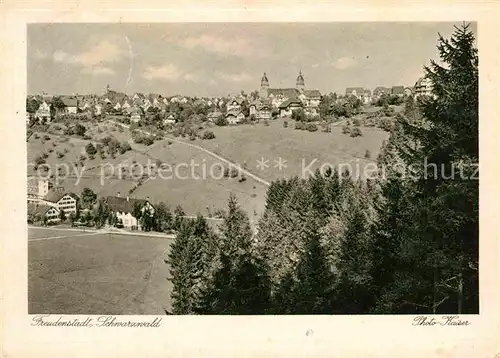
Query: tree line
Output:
[[168, 23, 478, 314]]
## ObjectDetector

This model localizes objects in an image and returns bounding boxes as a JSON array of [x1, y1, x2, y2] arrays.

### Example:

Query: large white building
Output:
[[414, 77, 434, 98]]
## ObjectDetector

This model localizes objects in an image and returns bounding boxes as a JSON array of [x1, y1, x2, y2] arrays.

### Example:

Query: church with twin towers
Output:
[[258, 71, 322, 114]]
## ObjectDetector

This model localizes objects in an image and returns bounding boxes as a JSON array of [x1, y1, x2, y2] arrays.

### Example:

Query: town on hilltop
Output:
[[26, 72, 432, 126]]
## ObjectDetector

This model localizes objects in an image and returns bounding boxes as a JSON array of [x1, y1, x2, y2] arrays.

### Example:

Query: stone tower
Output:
[[260, 72, 270, 98], [296, 70, 305, 92]]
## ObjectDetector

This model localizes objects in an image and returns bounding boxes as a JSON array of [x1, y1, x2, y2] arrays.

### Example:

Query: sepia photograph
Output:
[[26, 21, 479, 317]]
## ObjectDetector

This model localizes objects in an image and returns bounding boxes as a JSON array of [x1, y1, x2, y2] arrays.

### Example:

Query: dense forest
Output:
[[168, 23, 478, 315]]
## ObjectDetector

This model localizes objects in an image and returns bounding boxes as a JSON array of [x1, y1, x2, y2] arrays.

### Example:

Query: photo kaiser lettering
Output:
[[413, 316, 471, 326]]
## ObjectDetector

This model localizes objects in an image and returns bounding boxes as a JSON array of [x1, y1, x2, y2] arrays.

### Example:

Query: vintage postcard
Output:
[[1, 2, 499, 357]]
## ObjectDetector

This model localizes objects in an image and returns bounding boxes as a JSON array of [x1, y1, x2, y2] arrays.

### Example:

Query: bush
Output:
[[364, 150, 371, 159], [44, 135, 51, 141], [202, 131, 216, 140], [56, 151, 65, 159], [350, 127, 363, 137], [342, 125, 351, 134], [34, 156, 46, 165], [353, 118, 361, 126], [305, 123, 318, 132], [119, 142, 132, 154], [143, 136, 154, 146], [323, 124, 331, 133], [295, 122, 305, 130], [215, 116, 228, 126], [283, 121, 288, 128]]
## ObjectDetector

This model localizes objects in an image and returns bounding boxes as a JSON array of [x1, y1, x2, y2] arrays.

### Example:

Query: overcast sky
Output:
[[28, 22, 477, 97]]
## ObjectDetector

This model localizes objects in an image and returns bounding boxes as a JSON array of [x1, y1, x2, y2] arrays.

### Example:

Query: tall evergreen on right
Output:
[[372, 22, 478, 313]]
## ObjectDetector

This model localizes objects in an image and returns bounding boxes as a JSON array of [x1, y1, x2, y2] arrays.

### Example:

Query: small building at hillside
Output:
[[105, 195, 155, 230], [61, 97, 78, 114], [35, 101, 51, 123], [279, 99, 303, 118], [130, 107, 142, 123], [42, 189, 78, 214], [27, 203, 60, 224], [225, 110, 245, 124]]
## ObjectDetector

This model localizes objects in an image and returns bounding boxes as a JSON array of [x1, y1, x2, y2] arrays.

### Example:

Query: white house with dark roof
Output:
[[42, 188, 78, 214], [27, 203, 60, 224], [105, 195, 155, 230], [61, 97, 78, 114]]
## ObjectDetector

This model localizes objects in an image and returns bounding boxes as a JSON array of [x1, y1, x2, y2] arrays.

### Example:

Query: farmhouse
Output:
[[225, 110, 245, 124], [391, 86, 405, 97], [279, 99, 303, 118], [27, 203, 60, 224], [35, 101, 51, 122], [372, 87, 391, 99], [61, 97, 78, 114], [130, 107, 142, 123], [227, 98, 244, 112], [42, 189, 79, 214], [249, 101, 272, 120], [105, 195, 155, 230]]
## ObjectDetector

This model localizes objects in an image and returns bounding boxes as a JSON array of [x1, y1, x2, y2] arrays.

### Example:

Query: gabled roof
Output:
[[391, 86, 405, 95], [61, 97, 78, 107], [267, 88, 301, 99], [226, 109, 243, 117], [279, 99, 303, 109], [105, 196, 149, 214], [28, 203, 59, 217], [303, 89, 322, 98], [373, 87, 391, 95], [345, 87, 365, 96], [44, 190, 76, 204]]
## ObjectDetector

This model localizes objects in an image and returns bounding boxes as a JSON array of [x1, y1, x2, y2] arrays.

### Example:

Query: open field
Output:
[[193, 120, 390, 182], [28, 227, 173, 314]]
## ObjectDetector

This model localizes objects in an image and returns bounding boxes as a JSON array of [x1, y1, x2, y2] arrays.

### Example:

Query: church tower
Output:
[[296, 71, 305, 92], [260, 72, 269, 98]]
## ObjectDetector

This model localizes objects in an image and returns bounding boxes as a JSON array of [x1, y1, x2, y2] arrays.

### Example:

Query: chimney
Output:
[[117, 192, 121, 198]]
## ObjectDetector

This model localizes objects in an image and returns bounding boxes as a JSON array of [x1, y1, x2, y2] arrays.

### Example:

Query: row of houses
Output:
[[345, 77, 434, 104], [27, 177, 154, 229]]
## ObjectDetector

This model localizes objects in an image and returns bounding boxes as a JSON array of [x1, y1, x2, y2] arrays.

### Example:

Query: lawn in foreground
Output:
[[28, 229, 173, 315]]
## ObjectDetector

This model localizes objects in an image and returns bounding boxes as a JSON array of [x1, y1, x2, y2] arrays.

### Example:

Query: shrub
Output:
[[342, 125, 351, 134], [52, 142, 57, 147], [223, 167, 230, 177], [238, 175, 247, 183], [364, 150, 371, 159], [353, 118, 361, 126], [295, 122, 305, 130], [42, 152, 49, 159], [202, 131, 216, 140], [143, 136, 154, 146], [229, 167, 239, 178], [283, 121, 288, 128], [48, 148, 54, 153], [350, 127, 363, 137], [34, 133, 39, 139], [82, 135, 92, 140], [34, 156, 46, 165], [215, 116, 228, 126], [306, 123, 318, 132], [56, 151, 65, 159], [85, 142, 97, 156], [44, 135, 51, 140], [323, 124, 331, 133], [119, 142, 132, 154]]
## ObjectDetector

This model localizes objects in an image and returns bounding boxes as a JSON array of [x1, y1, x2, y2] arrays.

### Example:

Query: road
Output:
[[110, 120, 271, 187]]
